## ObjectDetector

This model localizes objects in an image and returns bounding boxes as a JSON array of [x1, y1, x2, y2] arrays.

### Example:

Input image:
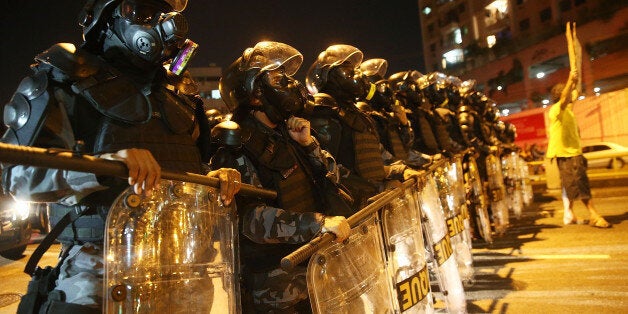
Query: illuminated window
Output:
[[422, 7, 432, 15], [484, 0, 509, 26], [486, 35, 497, 48], [454, 28, 462, 44], [211, 90, 221, 99], [443, 49, 464, 64]]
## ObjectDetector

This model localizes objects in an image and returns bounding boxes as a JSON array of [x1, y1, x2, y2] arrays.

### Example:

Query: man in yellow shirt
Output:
[[546, 70, 611, 228]]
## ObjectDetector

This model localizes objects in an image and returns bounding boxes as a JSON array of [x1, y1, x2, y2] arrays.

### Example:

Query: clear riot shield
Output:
[[486, 154, 509, 235], [307, 214, 395, 314], [419, 176, 467, 314], [381, 187, 434, 313], [501, 152, 524, 219], [518, 156, 534, 206], [433, 161, 474, 285], [105, 180, 239, 314], [463, 154, 492, 244]]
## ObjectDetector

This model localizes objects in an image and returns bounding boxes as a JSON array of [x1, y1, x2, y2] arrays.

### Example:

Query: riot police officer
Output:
[[217, 41, 351, 313], [388, 70, 442, 162], [1, 1, 241, 312], [304, 44, 421, 211], [358, 58, 413, 162]]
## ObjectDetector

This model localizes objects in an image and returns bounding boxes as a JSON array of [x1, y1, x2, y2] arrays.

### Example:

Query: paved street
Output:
[[1, 180, 627, 313], [467, 184, 628, 313]]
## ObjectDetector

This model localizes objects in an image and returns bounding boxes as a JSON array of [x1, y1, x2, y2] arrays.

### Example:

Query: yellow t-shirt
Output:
[[546, 102, 582, 158]]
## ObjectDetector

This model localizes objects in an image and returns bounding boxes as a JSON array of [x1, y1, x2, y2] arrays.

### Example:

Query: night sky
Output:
[[0, 0, 424, 103]]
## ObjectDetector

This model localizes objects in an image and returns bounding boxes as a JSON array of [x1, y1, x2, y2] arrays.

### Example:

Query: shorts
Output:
[[556, 155, 591, 201]]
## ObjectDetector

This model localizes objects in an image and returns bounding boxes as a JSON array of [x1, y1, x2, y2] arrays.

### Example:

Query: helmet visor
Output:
[[240, 41, 303, 77]]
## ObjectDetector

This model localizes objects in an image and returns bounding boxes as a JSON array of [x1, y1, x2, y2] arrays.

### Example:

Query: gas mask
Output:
[[325, 63, 374, 104], [396, 80, 422, 109], [112, 0, 189, 66], [256, 68, 309, 125], [369, 82, 394, 112]]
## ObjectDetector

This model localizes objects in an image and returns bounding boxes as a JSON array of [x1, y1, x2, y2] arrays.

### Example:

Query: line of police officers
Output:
[[0, 1, 518, 313]]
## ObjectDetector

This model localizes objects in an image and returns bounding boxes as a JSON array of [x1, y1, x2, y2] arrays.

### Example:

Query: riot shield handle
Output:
[[0, 142, 276, 199]]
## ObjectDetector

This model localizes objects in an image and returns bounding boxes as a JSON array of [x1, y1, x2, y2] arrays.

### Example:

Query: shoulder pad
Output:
[[165, 69, 200, 96], [15, 70, 48, 100], [34, 43, 100, 80], [312, 93, 338, 108]]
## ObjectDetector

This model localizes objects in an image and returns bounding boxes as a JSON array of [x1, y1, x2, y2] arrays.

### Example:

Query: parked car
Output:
[[0, 194, 32, 260], [582, 142, 628, 169]]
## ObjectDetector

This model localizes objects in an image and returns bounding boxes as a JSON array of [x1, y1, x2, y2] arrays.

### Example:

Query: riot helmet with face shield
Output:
[[421, 72, 448, 107], [306, 44, 374, 105], [219, 41, 308, 125], [85, 0, 191, 69], [359, 58, 394, 112], [444, 75, 463, 110], [388, 70, 423, 110]]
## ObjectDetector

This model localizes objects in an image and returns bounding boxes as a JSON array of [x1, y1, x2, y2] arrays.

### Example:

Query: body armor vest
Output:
[[370, 112, 409, 161], [409, 108, 441, 155], [339, 109, 386, 182], [33, 45, 205, 243], [387, 127, 409, 160], [430, 108, 455, 154], [241, 118, 318, 213]]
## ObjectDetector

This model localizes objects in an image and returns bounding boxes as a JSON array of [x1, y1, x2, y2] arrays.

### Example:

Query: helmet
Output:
[[459, 79, 477, 97], [360, 58, 388, 82], [421, 72, 448, 107], [211, 120, 243, 148], [444, 76, 462, 109], [360, 58, 393, 112], [388, 70, 423, 110], [464, 90, 488, 111], [219, 41, 308, 124], [80, 0, 187, 45], [306, 44, 372, 104]]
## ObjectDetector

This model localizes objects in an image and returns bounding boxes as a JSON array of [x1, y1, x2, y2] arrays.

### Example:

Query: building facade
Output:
[[188, 65, 227, 113], [418, 0, 628, 114]]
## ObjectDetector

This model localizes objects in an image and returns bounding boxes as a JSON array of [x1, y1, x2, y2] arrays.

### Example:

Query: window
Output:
[[428, 23, 435, 37], [574, 0, 586, 6], [539, 7, 552, 22], [443, 49, 464, 64], [430, 43, 436, 52], [519, 18, 530, 31], [447, 28, 463, 46], [211, 90, 221, 99], [458, 3, 466, 13], [559, 0, 572, 11]]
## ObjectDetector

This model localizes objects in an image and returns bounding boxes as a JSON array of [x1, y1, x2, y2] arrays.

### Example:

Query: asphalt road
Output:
[[467, 185, 628, 313], [1, 183, 627, 313]]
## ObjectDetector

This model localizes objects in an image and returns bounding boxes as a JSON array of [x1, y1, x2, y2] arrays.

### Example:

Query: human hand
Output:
[[206, 168, 241, 206], [100, 148, 161, 196], [321, 216, 351, 243], [287, 116, 313, 146], [570, 70, 579, 81], [392, 104, 409, 126], [403, 167, 426, 182]]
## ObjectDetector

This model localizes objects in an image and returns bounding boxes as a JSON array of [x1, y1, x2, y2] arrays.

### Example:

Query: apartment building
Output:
[[418, 0, 627, 114]]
